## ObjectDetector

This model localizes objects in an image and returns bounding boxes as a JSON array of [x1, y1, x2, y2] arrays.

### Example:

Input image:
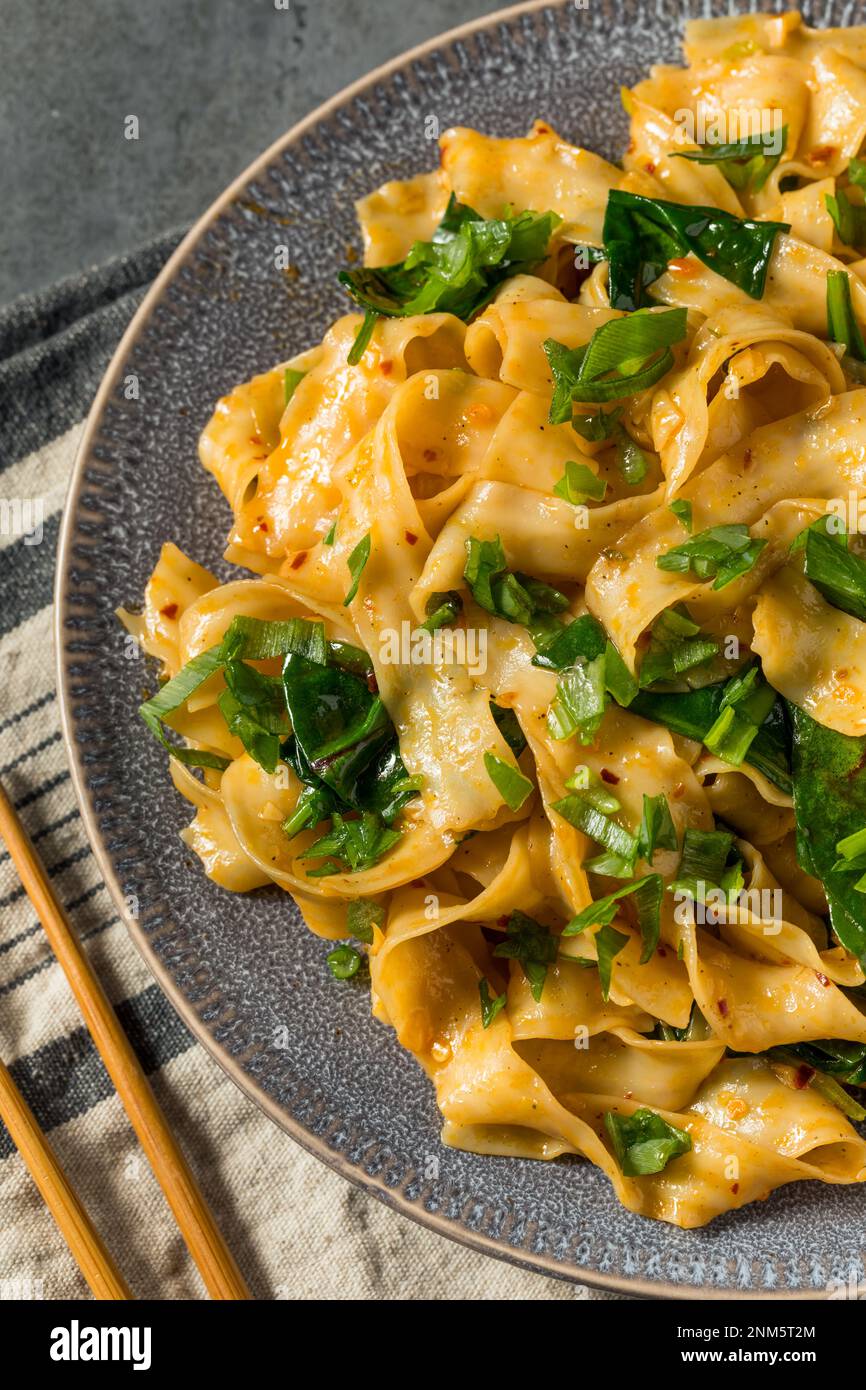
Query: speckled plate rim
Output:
[[54, 0, 830, 1302]]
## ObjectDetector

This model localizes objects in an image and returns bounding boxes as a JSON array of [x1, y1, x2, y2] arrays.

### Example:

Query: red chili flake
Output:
[[743, 448, 752, 467], [497, 914, 509, 929], [160, 603, 178, 620], [623, 1090, 633, 1099], [290, 551, 308, 569], [412, 879, 427, 889], [794, 1064, 816, 1089], [600, 768, 619, 785], [718, 998, 729, 1017], [644, 160, 656, 174], [405, 531, 418, 545], [672, 782, 685, 799], [808, 144, 836, 166], [815, 971, 831, 987], [380, 360, 393, 376], [731, 1183, 740, 1195], [657, 947, 667, 958], [366, 672, 379, 695], [248, 434, 262, 446], [423, 448, 438, 462], [253, 518, 269, 533]]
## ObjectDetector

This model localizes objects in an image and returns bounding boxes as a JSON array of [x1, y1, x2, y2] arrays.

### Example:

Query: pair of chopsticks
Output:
[[0, 782, 250, 1299]]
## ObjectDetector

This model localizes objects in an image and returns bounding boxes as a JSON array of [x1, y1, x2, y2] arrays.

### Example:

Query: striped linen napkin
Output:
[[0, 233, 614, 1302]]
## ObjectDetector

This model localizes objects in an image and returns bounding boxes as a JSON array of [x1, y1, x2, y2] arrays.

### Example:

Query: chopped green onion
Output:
[[703, 662, 776, 766], [493, 910, 558, 1001], [571, 407, 623, 442], [564, 873, 663, 964], [347, 309, 378, 365], [564, 770, 620, 814], [769, 1047, 866, 1123], [595, 923, 630, 1000], [551, 793, 639, 876], [669, 499, 692, 532], [798, 520, 866, 622], [283, 367, 306, 404], [343, 533, 371, 606], [553, 459, 607, 504], [544, 308, 686, 420], [826, 189, 866, 250], [491, 703, 527, 757], [669, 826, 742, 903], [139, 647, 231, 771], [339, 195, 560, 362], [615, 431, 649, 485], [604, 641, 639, 707], [532, 614, 605, 672], [479, 978, 507, 1028], [484, 752, 533, 811], [547, 656, 607, 743], [327, 944, 363, 979], [604, 1107, 692, 1175], [827, 269, 866, 363], [346, 899, 385, 943], [463, 535, 568, 632], [656, 523, 766, 590], [832, 825, 866, 891], [217, 677, 286, 773], [637, 793, 678, 865], [303, 810, 401, 874], [671, 125, 787, 193], [420, 590, 463, 634], [639, 607, 719, 688]]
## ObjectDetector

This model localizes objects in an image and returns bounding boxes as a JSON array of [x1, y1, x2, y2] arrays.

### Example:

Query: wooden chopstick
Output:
[[0, 782, 251, 1300], [0, 1055, 133, 1299]]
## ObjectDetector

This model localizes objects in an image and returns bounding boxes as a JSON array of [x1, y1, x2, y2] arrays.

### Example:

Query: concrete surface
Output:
[[0, 0, 503, 305]]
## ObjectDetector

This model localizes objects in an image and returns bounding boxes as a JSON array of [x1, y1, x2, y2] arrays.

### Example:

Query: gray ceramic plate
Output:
[[56, 0, 866, 1299]]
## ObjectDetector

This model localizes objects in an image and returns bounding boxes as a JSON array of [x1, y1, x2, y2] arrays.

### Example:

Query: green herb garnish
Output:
[[545, 308, 687, 419], [638, 608, 719, 688], [283, 367, 306, 404], [637, 793, 678, 865], [657, 523, 766, 590], [671, 125, 787, 193], [327, 944, 363, 979], [565, 873, 663, 965], [493, 910, 558, 1001], [601, 189, 787, 310], [479, 978, 508, 1028], [553, 459, 607, 504], [346, 899, 385, 943], [483, 752, 534, 811], [605, 1107, 692, 1175], [344, 533, 371, 606], [339, 195, 560, 360]]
